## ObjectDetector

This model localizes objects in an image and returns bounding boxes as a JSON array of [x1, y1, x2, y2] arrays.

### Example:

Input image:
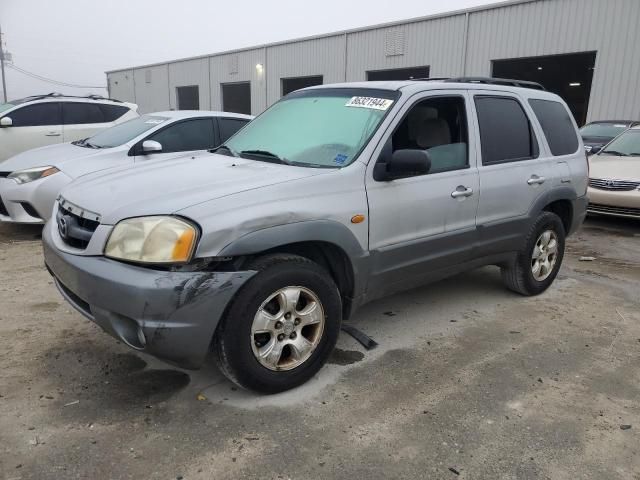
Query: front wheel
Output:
[[501, 211, 566, 296], [213, 254, 342, 394]]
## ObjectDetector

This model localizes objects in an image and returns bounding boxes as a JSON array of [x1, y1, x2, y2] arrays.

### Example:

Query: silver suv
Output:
[[43, 78, 588, 393]]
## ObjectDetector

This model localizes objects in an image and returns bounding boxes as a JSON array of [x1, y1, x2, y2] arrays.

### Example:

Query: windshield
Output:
[[224, 88, 398, 168], [0, 103, 15, 114], [85, 115, 168, 148], [580, 123, 630, 138], [600, 129, 640, 157]]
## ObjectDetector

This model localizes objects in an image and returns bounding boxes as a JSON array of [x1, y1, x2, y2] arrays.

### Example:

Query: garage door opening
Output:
[[492, 52, 596, 125], [367, 66, 430, 81], [282, 76, 323, 96], [222, 82, 251, 115], [176, 86, 200, 110]]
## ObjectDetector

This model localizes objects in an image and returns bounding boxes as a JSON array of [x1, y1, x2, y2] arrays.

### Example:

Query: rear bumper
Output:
[[42, 223, 255, 369], [569, 195, 589, 235]]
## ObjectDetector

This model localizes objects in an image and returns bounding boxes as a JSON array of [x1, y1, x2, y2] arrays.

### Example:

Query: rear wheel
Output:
[[501, 211, 565, 296], [214, 254, 342, 394]]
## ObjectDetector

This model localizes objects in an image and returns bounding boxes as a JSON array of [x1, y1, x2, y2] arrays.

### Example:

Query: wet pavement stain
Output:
[[328, 348, 365, 366]]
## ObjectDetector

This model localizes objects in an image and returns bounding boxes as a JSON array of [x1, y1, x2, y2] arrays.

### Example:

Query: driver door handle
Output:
[[527, 175, 546, 185], [451, 186, 474, 198], [45, 132, 61, 137]]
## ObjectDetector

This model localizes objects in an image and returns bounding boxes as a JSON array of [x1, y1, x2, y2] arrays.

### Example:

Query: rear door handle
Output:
[[451, 186, 474, 198], [527, 175, 546, 186], [45, 132, 61, 137]]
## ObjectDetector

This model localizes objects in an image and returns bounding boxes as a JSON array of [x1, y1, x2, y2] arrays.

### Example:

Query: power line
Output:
[[6, 63, 106, 89]]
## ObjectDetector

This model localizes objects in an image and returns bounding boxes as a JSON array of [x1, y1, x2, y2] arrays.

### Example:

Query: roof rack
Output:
[[22, 92, 123, 103], [445, 77, 546, 91]]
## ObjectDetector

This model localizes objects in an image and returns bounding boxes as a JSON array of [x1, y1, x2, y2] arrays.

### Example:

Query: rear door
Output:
[[62, 102, 111, 141], [217, 117, 250, 144], [133, 117, 217, 161], [471, 92, 551, 255], [0, 102, 62, 159]]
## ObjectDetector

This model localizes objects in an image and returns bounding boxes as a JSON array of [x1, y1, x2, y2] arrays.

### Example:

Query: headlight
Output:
[[105, 216, 198, 264], [8, 166, 59, 184]]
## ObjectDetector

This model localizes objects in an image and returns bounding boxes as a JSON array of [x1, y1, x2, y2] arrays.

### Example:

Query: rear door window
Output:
[[62, 103, 105, 125], [475, 96, 538, 165], [219, 118, 249, 142], [146, 118, 215, 153], [529, 99, 579, 156], [7, 102, 61, 126], [100, 104, 130, 122]]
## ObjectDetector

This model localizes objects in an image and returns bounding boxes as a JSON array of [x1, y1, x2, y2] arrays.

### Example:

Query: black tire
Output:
[[501, 211, 566, 296], [213, 253, 342, 394]]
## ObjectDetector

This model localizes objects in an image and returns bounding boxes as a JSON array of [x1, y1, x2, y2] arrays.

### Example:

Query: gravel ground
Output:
[[0, 216, 638, 480]]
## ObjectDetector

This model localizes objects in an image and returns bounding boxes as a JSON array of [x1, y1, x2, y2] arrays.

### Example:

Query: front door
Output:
[[365, 91, 480, 299], [0, 102, 62, 161]]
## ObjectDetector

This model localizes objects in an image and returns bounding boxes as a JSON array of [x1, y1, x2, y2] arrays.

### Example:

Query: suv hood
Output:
[[0, 142, 125, 178], [589, 155, 640, 181], [59, 153, 330, 224]]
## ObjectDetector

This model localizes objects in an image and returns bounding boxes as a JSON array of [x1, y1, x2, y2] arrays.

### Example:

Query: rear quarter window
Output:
[[529, 99, 579, 156]]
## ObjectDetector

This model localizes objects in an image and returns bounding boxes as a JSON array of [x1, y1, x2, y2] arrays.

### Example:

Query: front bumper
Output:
[[0, 173, 72, 224], [42, 223, 255, 369], [587, 187, 640, 219]]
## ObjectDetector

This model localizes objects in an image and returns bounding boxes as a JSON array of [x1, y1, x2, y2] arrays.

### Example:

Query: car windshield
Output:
[[600, 129, 640, 157], [85, 115, 168, 148], [0, 103, 15, 113], [580, 123, 630, 138], [224, 88, 398, 168]]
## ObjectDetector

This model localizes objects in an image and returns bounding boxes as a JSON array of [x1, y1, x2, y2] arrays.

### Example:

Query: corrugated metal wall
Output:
[[265, 35, 346, 105], [209, 48, 266, 113], [168, 58, 210, 110], [345, 14, 467, 80], [465, 0, 640, 121], [107, 0, 640, 122]]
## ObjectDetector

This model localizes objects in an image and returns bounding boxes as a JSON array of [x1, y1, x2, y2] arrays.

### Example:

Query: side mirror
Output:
[[141, 140, 162, 154], [374, 149, 431, 181], [0, 116, 13, 127], [589, 145, 602, 155]]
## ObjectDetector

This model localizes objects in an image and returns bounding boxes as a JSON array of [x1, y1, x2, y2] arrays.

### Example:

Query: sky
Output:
[[0, 0, 501, 101]]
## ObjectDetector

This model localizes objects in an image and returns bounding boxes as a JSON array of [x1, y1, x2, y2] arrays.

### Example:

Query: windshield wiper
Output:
[[239, 149, 291, 165], [210, 144, 238, 157], [601, 150, 628, 156], [72, 138, 101, 149]]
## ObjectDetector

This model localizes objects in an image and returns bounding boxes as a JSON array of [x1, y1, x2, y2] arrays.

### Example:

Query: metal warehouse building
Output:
[[106, 0, 640, 125]]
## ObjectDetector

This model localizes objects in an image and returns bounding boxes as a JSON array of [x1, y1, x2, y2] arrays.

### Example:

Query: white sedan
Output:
[[0, 110, 252, 223]]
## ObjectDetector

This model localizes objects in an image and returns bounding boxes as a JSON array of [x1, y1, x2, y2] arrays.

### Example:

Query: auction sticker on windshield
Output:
[[345, 97, 394, 111]]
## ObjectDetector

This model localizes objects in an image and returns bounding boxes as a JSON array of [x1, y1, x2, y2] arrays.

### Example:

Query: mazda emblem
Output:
[[58, 216, 69, 239]]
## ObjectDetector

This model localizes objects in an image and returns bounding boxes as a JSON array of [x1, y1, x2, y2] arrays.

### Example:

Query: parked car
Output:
[[43, 78, 588, 393], [580, 120, 639, 154], [0, 111, 253, 223], [0, 93, 139, 161], [587, 126, 640, 219]]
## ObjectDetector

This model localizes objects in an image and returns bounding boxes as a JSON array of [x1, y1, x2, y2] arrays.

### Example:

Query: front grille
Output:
[[0, 196, 8, 216], [589, 178, 640, 191], [0, 171, 10, 178], [588, 203, 640, 218], [56, 203, 100, 249]]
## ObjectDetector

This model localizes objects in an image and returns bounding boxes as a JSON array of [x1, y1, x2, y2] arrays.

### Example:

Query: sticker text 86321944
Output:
[[345, 97, 394, 111]]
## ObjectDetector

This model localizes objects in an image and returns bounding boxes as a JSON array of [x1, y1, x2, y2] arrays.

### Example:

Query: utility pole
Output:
[[0, 25, 6, 102]]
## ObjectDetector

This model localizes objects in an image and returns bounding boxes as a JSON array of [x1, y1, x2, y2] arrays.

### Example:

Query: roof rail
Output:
[[445, 77, 546, 91], [21, 93, 123, 103], [414, 77, 451, 82]]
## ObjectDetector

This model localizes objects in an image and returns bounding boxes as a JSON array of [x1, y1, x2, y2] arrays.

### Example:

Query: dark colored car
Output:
[[580, 120, 640, 154]]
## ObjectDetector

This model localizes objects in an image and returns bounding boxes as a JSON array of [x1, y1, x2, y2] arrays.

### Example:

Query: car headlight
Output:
[[104, 216, 199, 264], [8, 166, 60, 184]]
